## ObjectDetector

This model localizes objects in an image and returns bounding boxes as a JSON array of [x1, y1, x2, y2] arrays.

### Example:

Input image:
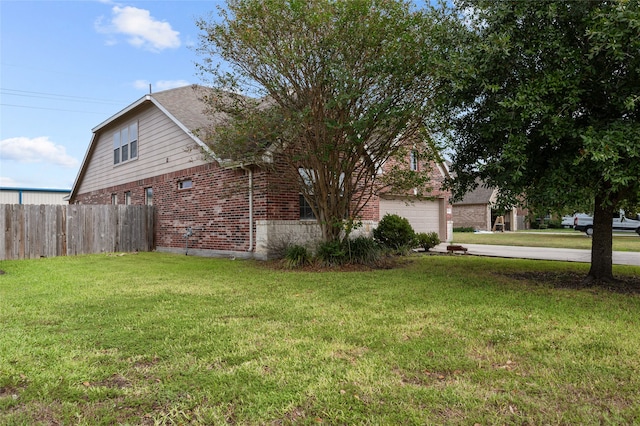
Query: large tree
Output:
[[195, 0, 442, 243], [436, 0, 640, 282]]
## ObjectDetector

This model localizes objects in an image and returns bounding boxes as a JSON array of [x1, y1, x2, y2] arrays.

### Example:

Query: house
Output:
[[451, 183, 527, 231], [0, 187, 70, 205], [68, 85, 451, 259]]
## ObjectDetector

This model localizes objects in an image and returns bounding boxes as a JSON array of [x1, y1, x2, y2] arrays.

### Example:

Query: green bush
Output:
[[284, 244, 311, 268], [415, 232, 440, 251], [316, 240, 347, 266], [373, 214, 416, 251], [453, 227, 475, 233], [546, 219, 563, 229], [346, 236, 381, 265]]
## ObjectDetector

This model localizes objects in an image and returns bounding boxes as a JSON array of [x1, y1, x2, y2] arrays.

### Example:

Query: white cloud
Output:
[[155, 80, 191, 91], [133, 79, 190, 91], [0, 137, 79, 169], [0, 176, 19, 187], [96, 5, 180, 52], [133, 79, 151, 90]]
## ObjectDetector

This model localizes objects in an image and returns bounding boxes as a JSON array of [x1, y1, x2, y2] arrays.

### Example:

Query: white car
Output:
[[561, 215, 575, 228], [562, 213, 592, 229], [574, 212, 640, 236]]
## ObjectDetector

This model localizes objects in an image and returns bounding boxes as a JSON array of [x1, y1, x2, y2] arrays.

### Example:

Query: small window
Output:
[[300, 194, 316, 220], [125, 191, 131, 205], [130, 140, 137, 158], [111, 193, 118, 204], [113, 132, 121, 164], [122, 143, 129, 162], [178, 179, 193, 190], [145, 187, 153, 205], [410, 150, 418, 171]]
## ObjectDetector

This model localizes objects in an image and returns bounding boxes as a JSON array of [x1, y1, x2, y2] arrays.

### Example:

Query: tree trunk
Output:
[[587, 196, 615, 282]]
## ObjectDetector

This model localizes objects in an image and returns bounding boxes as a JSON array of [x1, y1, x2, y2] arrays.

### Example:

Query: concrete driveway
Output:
[[433, 243, 640, 266]]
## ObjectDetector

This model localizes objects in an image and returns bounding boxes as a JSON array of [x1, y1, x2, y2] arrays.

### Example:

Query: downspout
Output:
[[241, 164, 254, 253]]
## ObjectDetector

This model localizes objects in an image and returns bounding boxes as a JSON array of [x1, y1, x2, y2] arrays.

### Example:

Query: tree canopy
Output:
[[437, 0, 640, 281], [195, 0, 443, 242]]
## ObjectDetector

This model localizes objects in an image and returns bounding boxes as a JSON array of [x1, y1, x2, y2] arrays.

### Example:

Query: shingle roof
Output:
[[150, 85, 211, 134], [454, 184, 497, 205]]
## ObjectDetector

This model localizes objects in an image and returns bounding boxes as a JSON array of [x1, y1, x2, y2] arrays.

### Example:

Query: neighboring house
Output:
[[452, 183, 527, 231], [68, 85, 451, 259], [0, 187, 70, 205]]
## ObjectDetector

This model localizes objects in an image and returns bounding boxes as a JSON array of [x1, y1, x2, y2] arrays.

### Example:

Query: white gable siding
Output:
[[77, 103, 209, 194]]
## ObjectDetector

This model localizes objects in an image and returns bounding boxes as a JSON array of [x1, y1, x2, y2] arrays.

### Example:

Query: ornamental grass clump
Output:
[[346, 236, 382, 265], [283, 244, 312, 268]]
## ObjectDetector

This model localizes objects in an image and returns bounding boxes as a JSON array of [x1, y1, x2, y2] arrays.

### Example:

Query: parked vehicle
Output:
[[561, 215, 576, 228], [574, 211, 640, 236], [563, 213, 591, 229]]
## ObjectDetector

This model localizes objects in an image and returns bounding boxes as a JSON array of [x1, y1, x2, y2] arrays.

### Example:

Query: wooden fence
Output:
[[1, 204, 155, 260]]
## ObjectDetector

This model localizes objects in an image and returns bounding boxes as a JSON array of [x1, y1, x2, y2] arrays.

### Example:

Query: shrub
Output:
[[415, 232, 440, 252], [373, 214, 416, 251], [316, 239, 347, 266], [346, 236, 381, 265], [546, 219, 563, 229], [284, 244, 311, 268], [453, 227, 475, 233]]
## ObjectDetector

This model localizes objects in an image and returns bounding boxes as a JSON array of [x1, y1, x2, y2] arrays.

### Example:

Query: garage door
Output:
[[379, 198, 442, 234]]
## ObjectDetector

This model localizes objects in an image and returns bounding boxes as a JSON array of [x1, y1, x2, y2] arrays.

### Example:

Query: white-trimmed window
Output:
[[113, 122, 138, 165], [300, 194, 316, 220], [297, 167, 347, 220], [111, 193, 118, 204], [410, 150, 419, 171], [178, 179, 193, 190], [125, 191, 131, 205], [145, 187, 153, 205]]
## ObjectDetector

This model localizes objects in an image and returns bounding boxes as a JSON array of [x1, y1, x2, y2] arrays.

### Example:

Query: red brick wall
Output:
[[72, 156, 449, 253], [73, 163, 266, 253]]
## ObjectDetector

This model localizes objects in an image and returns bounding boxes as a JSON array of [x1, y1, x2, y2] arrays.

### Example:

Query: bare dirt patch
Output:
[[501, 271, 640, 294]]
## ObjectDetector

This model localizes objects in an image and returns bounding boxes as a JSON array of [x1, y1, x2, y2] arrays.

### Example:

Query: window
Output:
[[145, 187, 153, 205], [297, 167, 347, 220], [111, 193, 118, 204], [410, 150, 419, 171], [178, 179, 193, 190], [113, 122, 138, 165], [125, 191, 131, 205], [300, 194, 316, 220]]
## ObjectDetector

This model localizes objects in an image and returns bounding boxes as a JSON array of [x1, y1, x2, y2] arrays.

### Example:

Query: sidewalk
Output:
[[433, 243, 640, 266]]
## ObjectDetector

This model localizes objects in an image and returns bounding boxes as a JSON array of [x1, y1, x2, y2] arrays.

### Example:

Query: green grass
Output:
[[1, 253, 640, 424], [452, 230, 640, 252]]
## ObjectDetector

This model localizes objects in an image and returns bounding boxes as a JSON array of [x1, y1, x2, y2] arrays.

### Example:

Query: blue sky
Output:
[[1, 0, 224, 189]]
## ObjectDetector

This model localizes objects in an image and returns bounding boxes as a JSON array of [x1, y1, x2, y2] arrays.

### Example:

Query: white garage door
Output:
[[379, 198, 441, 234]]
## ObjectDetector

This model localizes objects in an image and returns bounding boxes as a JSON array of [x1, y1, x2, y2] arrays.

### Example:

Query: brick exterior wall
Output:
[[452, 204, 491, 231], [73, 156, 449, 256], [74, 162, 264, 254], [72, 159, 383, 257]]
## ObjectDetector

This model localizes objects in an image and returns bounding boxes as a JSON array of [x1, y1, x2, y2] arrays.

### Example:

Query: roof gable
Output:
[[69, 85, 218, 201], [454, 184, 497, 205]]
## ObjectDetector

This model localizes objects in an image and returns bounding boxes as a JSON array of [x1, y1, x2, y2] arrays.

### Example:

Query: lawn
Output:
[[452, 230, 640, 252], [1, 252, 640, 425]]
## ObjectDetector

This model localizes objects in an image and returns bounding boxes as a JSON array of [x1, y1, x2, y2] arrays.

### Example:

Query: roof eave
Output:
[[92, 95, 151, 133]]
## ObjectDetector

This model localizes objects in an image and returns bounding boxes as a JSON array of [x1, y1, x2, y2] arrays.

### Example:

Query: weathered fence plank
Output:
[[0, 205, 154, 260]]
